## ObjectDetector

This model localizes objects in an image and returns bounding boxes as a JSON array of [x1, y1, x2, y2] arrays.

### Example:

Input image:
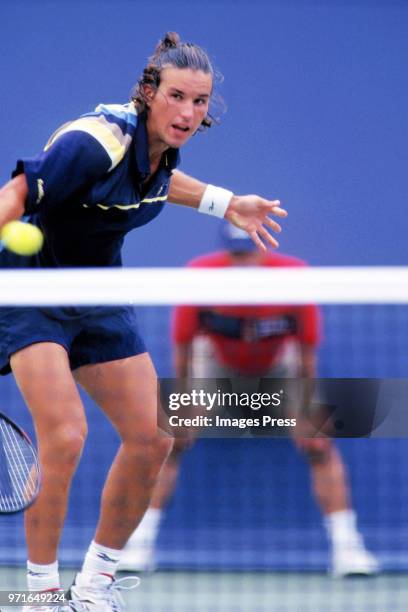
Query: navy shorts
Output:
[[0, 305, 147, 375]]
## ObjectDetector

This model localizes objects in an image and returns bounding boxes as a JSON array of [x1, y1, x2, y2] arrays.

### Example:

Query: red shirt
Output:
[[172, 251, 321, 375]]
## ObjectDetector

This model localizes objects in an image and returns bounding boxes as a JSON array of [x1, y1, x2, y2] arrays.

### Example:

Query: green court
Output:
[[1, 568, 408, 611]]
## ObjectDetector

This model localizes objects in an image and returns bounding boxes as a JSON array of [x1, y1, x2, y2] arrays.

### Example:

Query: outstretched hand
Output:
[[224, 195, 287, 250]]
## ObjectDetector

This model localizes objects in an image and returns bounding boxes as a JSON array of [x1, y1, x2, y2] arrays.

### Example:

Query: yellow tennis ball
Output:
[[1, 221, 44, 256]]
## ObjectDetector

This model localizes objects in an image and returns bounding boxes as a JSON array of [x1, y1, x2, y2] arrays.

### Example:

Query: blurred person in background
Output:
[[119, 225, 379, 578]]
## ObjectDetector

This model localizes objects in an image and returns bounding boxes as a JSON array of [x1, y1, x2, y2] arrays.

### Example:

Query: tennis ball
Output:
[[0, 221, 44, 256]]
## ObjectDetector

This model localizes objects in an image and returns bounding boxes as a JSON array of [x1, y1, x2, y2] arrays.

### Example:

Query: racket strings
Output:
[[0, 420, 39, 512], [0, 422, 29, 510], [6, 423, 37, 495]]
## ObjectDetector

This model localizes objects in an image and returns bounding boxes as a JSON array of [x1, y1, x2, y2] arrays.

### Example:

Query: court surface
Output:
[[1, 568, 408, 611]]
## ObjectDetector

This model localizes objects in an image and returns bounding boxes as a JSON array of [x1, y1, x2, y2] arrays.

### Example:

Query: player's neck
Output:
[[148, 141, 169, 174]]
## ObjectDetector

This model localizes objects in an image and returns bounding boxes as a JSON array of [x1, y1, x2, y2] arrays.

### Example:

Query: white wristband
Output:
[[198, 184, 233, 218]]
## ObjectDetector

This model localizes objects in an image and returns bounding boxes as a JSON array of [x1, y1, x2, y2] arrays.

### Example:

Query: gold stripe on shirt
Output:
[[81, 195, 168, 211], [44, 118, 127, 170]]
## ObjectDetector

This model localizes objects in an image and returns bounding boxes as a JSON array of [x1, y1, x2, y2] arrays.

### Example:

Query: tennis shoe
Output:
[[331, 539, 380, 577], [67, 572, 140, 611]]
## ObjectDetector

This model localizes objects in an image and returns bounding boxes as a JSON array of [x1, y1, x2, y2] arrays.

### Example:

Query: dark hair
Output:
[[131, 32, 224, 131]]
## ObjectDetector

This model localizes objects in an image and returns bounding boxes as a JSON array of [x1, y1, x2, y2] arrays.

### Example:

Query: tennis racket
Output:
[[0, 411, 41, 514]]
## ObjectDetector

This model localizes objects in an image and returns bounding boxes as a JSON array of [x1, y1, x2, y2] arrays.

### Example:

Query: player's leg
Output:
[[74, 353, 173, 549], [295, 437, 379, 576], [295, 437, 349, 512], [119, 334, 225, 572], [10, 342, 87, 595], [148, 439, 189, 508], [118, 437, 192, 571], [68, 353, 173, 609], [269, 340, 379, 576]]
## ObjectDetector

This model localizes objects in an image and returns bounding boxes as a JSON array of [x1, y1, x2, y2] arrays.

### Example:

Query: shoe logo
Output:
[[96, 552, 119, 563], [28, 570, 48, 576]]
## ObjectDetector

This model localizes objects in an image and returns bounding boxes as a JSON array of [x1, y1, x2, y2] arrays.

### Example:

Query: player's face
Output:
[[146, 66, 212, 149]]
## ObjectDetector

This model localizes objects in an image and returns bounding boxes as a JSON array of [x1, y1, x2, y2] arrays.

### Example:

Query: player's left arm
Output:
[[300, 344, 317, 378], [168, 169, 287, 251], [0, 174, 28, 229], [173, 342, 192, 379]]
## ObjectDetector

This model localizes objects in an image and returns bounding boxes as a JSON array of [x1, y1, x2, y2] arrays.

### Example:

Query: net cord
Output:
[[0, 267, 407, 305]]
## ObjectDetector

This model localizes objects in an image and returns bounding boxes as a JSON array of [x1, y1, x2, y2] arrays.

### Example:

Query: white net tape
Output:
[[0, 266, 407, 305]]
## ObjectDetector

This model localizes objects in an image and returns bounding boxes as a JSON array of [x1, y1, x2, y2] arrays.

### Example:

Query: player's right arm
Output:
[[0, 174, 27, 229], [168, 170, 286, 251]]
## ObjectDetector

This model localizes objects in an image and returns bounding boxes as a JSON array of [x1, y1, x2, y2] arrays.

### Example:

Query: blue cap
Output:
[[220, 223, 257, 252]]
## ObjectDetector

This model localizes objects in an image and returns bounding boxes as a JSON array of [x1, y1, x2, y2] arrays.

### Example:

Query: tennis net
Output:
[[0, 266, 407, 611]]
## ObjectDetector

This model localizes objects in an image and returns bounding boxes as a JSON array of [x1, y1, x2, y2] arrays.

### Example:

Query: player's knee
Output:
[[124, 433, 173, 466], [153, 435, 174, 464], [44, 423, 88, 470], [126, 435, 174, 491], [297, 438, 333, 465]]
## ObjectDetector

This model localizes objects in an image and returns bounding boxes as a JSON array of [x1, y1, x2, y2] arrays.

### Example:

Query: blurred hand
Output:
[[225, 195, 287, 250]]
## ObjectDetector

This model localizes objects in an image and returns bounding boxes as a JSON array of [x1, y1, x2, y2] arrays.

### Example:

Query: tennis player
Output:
[[0, 33, 286, 612], [119, 225, 379, 578]]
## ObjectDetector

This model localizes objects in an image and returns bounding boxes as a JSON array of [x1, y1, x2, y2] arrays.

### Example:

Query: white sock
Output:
[[27, 560, 60, 592], [324, 509, 361, 549], [79, 540, 122, 580], [126, 508, 162, 548]]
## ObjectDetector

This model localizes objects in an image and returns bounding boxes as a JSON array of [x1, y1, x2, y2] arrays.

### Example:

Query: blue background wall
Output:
[[1, 0, 407, 570], [1, 0, 407, 266]]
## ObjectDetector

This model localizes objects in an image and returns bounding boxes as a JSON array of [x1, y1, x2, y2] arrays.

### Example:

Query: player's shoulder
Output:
[[84, 102, 138, 133], [186, 251, 229, 268], [44, 102, 137, 171], [263, 252, 309, 268]]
